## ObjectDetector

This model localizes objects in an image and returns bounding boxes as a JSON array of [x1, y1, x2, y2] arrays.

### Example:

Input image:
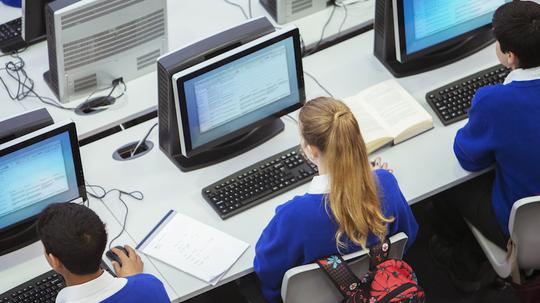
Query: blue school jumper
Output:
[[253, 169, 418, 303], [101, 274, 170, 303], [454, 67, 540, 235]]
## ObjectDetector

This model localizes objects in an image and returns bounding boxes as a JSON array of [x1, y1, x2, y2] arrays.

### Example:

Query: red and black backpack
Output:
[[316, 239, 425, 303]]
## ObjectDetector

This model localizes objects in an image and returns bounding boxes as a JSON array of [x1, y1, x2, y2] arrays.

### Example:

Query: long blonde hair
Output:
[[299, 97, 393, 249]]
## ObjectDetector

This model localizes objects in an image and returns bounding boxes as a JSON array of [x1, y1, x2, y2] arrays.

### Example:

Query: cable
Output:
[[78, 79, 127, 111], [304, 71, 334, 97], [338, 3, 348, 33], [224, 0, 252, 19], [285, 114, 298, 125], [85, 184, 144, 250], [0, 53, 75, 110], [305, 5, 337, 56], [131, 122, 158, 157]]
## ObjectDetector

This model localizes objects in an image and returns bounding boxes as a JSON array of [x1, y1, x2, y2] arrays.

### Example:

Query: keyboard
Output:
[[202, 145, 318, 219], [0, 18, 26, 53], [426, 64, 511, 126], [0, 270, 64, 303], [0, 261, 114, 303]]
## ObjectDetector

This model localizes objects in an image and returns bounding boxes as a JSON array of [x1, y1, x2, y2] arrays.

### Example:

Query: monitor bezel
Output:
[[172, 26, 305, 158], [394, 0, 496, 63], [0, 120, 87, 233]]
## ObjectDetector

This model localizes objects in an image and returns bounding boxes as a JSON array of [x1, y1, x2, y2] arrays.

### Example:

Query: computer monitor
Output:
[[158, 18, 305, 172], [21, 0, 53, 43], [374, 0, 510, 77], [0, 120, 86, 256]]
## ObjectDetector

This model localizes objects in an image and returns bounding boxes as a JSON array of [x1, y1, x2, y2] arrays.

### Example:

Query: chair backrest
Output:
[[280, 232, 408, 303], [508, 195, 540, 270]]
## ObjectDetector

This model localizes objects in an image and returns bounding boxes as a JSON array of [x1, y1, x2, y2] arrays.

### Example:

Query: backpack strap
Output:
[[316, 255, 367, 299], [368, 238, 391, 269]]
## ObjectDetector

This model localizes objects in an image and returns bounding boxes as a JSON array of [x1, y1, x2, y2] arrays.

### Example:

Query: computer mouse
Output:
[[79, 95, 116, 114], [105, 245, 129, 266]]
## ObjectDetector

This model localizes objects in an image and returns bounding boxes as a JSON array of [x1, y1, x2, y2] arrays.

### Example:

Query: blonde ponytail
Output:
[[299, 97, 393, 249]]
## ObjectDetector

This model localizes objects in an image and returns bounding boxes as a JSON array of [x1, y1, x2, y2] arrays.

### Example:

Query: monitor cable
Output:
[[0, 53, 75, 111], [304, 71, 334, 98], [85, 184, 144, 250], [131, 122, 158, 157], [75, 78, 127, 115], [224, 0, 252, 19]]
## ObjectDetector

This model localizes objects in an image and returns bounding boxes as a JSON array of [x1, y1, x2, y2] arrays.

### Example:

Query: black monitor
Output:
[[374, 0, 510, 77], [21, 0, 53, 43], [0, 120, 86, 256], [158, 17, 305, 171]]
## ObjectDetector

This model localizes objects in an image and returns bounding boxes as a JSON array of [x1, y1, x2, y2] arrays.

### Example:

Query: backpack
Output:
[[316, 239, 425, 303]]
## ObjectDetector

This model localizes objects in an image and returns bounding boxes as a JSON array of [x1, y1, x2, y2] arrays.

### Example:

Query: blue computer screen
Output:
[[403, 0, 509, 55], [182, 36, 300, 149], [0, 131, 80, 230]]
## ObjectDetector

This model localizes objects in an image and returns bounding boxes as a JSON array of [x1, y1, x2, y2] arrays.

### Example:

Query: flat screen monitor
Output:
[[171, 26, 304, 158], [0, 120, 86, 233], [21, 0, 53, 42], [394, 0, 510, 63]]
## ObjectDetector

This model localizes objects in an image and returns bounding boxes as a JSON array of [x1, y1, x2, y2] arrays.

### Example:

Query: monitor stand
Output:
[[0, 219, 39, 257], [166, 118, 285, 172], [373, 0, 495, 78]]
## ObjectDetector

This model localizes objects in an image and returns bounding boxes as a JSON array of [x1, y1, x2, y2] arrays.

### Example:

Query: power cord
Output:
[[304, 71, 334, 97], [85, 184, 144, 250], [77, 78, 127, 114], [224, 0, 252, 19], [131, 122, 158, 157], [0, 53, 74, 110], [304, 5, 337, 56]]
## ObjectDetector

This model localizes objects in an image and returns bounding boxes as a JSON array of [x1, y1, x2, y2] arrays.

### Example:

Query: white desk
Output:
[[0, 0, 374, 142], [78, 28, 500, 302], [0, 195, 179, 300]]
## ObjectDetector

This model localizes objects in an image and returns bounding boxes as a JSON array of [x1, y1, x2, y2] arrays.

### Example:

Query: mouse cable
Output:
[[0, 53, 75, 111], [224, 0, 252, 19], [85, 183, 144, 250], [131, 122, 158, 157], [303, 70, 334, 98]]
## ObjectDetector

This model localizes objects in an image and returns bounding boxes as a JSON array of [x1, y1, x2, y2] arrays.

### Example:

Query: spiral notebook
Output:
[[137, 210, 249, 285]]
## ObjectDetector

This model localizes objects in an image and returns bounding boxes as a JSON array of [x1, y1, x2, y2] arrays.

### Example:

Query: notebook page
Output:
[[140, 212, 249, 285]]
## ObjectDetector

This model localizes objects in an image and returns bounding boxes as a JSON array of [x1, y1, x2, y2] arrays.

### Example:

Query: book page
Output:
[[140, 211, 249, 285], [358, 80, 432, 140], [343, 96, 392, 151]]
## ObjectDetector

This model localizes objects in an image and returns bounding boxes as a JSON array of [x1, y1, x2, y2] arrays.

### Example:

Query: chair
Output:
[[466, 195, 540, 278], [280, 232, 409, 303]]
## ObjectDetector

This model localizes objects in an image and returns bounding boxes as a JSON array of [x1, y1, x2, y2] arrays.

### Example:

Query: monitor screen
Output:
[[173, 27, 304, 157], [396, 0, 509, 61], [0, 122, 85, 231]]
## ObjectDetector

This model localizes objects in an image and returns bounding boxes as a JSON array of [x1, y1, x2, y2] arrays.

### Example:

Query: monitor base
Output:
[[0, 219, 39, 257], [163, 118, 285, 172]]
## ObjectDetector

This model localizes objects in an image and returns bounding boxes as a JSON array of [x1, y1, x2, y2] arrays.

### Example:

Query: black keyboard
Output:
[[0, 261, 114, 303], [0, 18, 26, 53], [202, 145, 318, 219], [426, 64, 511, 126], [0, 270, 64, 303]]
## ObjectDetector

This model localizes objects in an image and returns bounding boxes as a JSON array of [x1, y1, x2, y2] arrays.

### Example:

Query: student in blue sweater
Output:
[[430, 1, 540, 293], [254, 97, 418, 303], [36, 203, 170, 303]]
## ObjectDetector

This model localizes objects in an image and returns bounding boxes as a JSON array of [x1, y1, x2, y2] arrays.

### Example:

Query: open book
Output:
[[343, 79, 433, 153]]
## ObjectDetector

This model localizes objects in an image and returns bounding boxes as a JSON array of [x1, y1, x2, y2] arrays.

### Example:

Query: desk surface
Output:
[[0, 0, 374, 142], [78, 28, 500, 302]]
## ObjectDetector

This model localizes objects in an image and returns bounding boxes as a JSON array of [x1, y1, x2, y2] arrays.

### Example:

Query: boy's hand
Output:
[[111, 245, 144, 277]]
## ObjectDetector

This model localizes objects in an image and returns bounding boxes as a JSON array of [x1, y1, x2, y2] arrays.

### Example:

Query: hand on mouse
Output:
[[111, 245, 144, 277]]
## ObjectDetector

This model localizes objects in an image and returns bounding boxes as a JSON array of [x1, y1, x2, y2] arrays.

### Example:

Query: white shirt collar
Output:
[[56, 271, 127, 303], [504, 66, 540, 84], [308, 175, 330, 194]]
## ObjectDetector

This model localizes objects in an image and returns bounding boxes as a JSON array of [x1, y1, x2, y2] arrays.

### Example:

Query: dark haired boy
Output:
[[431, 0, 540, 292], [37, 203, 170, 303]]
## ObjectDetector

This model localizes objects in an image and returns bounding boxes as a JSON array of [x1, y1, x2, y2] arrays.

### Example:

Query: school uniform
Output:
[[453, 66, 540, 237], [254, 169, 418, 303], [55, 271, 170, 303]]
